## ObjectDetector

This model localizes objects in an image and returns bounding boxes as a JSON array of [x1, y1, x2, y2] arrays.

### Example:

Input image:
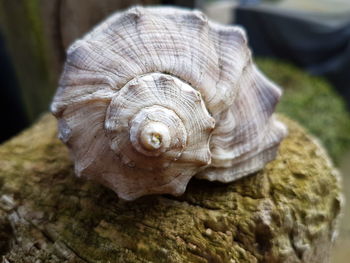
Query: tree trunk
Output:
[[0, 0, 158, 122], [0, 114, 342, 263]]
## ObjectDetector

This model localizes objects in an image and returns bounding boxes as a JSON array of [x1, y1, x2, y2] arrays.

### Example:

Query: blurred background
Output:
[[0, 0, 349, 261]]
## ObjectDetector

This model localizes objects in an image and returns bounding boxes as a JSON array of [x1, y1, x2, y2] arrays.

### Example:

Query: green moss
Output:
[[256, 58, 350, 163]]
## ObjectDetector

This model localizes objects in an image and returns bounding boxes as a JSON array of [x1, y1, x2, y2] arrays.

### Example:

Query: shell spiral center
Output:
[[129, 105, 187, 158], [139, 122, 168, 151]]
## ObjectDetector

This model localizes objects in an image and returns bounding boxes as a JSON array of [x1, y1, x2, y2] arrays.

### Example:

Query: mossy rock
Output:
[[0, 113, 342, 262], [256, 58, 350, 164]]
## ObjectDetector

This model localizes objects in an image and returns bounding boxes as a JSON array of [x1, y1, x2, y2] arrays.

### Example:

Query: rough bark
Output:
[[0, 114, 342, 263], [0, 0, 159, 122]]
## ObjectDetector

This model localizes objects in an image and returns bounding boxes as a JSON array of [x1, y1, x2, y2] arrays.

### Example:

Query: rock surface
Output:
[[0, 113, 342, 263]]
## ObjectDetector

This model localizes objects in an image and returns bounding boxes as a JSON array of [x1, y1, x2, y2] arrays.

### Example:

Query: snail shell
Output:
[[51, 6, 287, 200]]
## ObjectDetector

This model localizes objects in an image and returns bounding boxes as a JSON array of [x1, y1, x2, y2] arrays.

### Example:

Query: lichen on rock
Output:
[[0, 113, 342, 262]]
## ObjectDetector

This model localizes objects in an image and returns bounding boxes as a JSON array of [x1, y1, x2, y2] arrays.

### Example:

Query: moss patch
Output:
[[256, 58, 350, 164]]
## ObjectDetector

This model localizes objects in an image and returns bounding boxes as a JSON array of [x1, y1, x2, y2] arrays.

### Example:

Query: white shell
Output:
[[51, 6, 287, 200]]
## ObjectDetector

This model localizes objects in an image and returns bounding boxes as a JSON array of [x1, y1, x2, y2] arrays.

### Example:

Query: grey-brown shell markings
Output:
[[51, 6, 287, 200]]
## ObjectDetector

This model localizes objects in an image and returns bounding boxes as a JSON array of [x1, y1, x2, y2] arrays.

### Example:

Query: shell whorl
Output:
[[51, 6, 287, 200], [104, 73, 215, 171]]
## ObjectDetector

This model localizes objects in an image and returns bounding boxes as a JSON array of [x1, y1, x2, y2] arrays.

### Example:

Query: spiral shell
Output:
[[51, 6, 287, 200]]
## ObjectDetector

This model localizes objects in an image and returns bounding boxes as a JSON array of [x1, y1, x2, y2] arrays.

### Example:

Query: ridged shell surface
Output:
[[51, 6, 287, 200]]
